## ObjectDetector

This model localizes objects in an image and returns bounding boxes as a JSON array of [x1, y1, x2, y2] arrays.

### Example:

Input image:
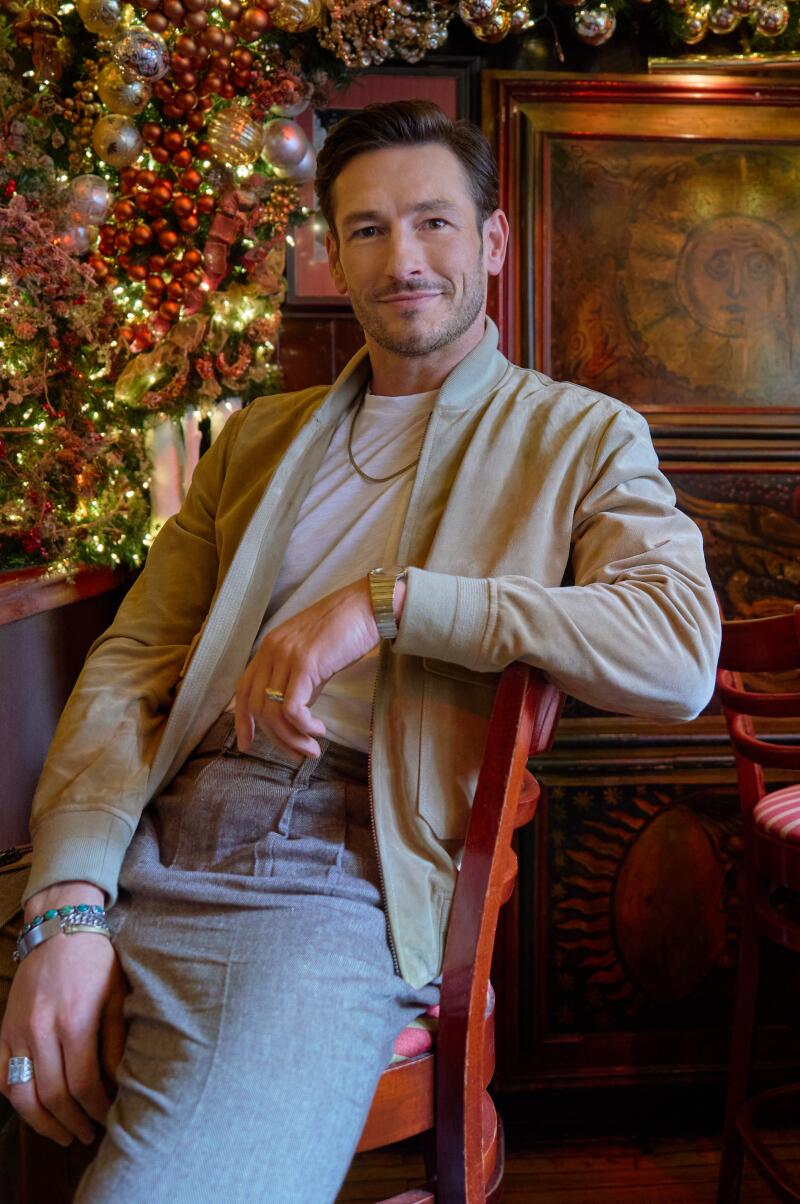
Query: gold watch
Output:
[[368, 566, 407, 640]]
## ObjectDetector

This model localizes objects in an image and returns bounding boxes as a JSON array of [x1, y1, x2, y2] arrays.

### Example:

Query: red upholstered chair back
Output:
[[715, 608, 800, 1203], [717, 607, 800, 815], [717, 604, 800, 922]]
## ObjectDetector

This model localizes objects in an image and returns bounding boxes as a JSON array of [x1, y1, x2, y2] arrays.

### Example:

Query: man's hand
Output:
[[234, 575, 405, 758], [0, 882, 127, 1146]]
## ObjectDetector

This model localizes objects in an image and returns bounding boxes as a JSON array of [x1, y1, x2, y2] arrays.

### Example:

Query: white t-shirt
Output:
[[228, 386, 436, 751]]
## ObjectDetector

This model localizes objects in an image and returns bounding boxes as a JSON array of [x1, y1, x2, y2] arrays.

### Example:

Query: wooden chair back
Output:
[[362, 661, 563, 1203], [436, 661, 562, 1199]]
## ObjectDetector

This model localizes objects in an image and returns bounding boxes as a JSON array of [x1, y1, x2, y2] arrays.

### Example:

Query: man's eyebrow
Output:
[[341, 199, 460, 230]]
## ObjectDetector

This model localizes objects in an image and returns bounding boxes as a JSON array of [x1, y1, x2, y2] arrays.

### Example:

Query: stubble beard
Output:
[[349, 262, 487, 360]]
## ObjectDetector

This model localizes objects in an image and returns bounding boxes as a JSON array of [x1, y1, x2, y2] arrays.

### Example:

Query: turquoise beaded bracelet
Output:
[[15, 904, 111, 964], [19, 903, 106, 937]]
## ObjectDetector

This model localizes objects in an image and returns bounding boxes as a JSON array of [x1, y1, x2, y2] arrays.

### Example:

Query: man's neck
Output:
[[365, 321, 486, 398]]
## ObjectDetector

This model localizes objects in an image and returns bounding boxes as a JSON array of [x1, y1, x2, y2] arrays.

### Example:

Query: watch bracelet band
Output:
[[368, 568, 406, 640], [14, 905, 112, 964]]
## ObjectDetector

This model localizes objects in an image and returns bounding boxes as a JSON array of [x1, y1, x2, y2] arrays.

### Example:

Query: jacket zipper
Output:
[[366, 407, 438, 981], [367, 652, 401, 976]]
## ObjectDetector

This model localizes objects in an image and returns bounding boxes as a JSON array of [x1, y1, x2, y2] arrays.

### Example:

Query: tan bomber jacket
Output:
[[25, 319, 720, 987]]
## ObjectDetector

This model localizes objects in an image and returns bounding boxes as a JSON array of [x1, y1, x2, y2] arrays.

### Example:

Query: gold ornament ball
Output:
[[754, 0, 789, 33], [207, 107, 264, 168], [97, 62, 152, 115], [76, 0, 124, 36], [472, 8, 512, 39], [676, 6, 708, 40], [457, 0, 497, 21], [91, 114, 144, 167], [271, 0, 323, 31], [573, 2, 617, 42]]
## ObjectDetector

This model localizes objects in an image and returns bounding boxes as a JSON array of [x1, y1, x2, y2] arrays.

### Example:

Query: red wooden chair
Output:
[[356, 661, 563, 1203], [716, 606, 800, 1204]]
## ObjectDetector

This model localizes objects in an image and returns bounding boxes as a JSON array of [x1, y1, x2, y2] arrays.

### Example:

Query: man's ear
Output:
[[483, 209, 509, 277], [326, 230, 349, 296]]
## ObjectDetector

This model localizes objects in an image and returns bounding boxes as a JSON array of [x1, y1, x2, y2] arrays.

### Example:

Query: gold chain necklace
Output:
[[346, 387, 421, 485]]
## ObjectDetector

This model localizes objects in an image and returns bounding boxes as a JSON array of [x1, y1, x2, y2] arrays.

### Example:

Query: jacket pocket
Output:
[[422, 658, 500, 690], [177, 624, 205, 680], [417, 660, 498, 839]]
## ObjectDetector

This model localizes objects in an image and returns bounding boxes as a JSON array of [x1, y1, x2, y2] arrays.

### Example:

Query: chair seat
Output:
[[753, 785, 800, 845], [391, 985, 495, 1064]]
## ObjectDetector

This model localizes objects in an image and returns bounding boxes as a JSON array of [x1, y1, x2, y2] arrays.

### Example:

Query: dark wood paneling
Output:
[[0, 583, 127, 848], [279, 311, 363, 393]]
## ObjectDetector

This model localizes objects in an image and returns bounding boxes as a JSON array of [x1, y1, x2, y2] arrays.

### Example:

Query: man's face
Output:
[[325, 143, 507, 360]]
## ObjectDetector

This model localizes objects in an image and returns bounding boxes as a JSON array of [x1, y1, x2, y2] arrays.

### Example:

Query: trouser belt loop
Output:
[[292, 738, 331, 786]]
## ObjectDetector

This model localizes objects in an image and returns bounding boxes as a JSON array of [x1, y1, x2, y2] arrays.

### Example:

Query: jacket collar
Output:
[[312, 317, 509, 429]]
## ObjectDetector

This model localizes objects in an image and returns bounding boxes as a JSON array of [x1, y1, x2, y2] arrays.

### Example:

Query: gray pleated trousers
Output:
[[76, 716, 438, 1204]]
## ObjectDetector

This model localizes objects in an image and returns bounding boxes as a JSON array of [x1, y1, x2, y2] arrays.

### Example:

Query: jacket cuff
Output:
[[393, 567, 492, 666], [23, 810, 133, 907]]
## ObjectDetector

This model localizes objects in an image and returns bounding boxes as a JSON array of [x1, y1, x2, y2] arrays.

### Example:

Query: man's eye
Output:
[[353, 226, 379, 239], [424, 218, 448, 230]]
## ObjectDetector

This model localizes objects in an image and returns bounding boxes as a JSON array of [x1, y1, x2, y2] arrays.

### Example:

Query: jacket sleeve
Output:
[[393, 405, 721, 722], [23, 409, 246, 905]]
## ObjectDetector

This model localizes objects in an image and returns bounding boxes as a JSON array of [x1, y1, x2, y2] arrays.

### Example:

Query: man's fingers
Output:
[[0, 1045, 72, 1145], [4, 1077, 75, 1147], [101, 978, 127, 1086], [283, 671, 326, 740], [62, 1019, 112, 1125], [35, 1030, 97, 1143]]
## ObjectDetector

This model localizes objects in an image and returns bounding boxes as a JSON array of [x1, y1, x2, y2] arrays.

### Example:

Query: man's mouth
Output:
[[379, 291, 442, 304]]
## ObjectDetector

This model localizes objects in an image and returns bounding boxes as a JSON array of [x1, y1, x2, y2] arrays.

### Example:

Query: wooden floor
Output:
[[337, 1090, 800, 1203]]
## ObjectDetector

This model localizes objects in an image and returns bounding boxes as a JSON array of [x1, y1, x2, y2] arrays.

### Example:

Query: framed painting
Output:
[[286, 58, 479, 309], [485, 73, 800, 427]]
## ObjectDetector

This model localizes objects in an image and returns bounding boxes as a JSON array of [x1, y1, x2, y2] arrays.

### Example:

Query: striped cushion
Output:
[[390, 984, 495, 1064], [754, 785, 800, 844]]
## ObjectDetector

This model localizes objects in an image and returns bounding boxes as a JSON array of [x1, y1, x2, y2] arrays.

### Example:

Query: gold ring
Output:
[[264, 687, 285, 704]]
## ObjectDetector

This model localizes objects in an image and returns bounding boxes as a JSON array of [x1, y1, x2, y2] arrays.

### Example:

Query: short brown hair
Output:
[[315, 100, 499, 240]]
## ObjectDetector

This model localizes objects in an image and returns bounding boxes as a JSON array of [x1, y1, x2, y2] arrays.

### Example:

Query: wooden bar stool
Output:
[[716, 606, 800, 1204]]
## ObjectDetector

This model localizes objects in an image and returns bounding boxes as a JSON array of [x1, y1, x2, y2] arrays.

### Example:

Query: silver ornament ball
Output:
[[754, 0, 789, 33], [708, 3, 739, 29], [54, 224, 95, 256], [261, 118, 309, 171], [68, 174, 114, 225], [573, 2, 617, 43], [113, 28, 170, 83], [458, 0, 497, 19]]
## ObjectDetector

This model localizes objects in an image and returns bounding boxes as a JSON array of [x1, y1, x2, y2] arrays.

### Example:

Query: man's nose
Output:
[[383, 229, 423, 279]]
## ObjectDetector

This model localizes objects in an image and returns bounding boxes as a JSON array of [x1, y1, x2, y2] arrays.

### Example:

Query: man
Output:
[[0, 101, 720, 1201]]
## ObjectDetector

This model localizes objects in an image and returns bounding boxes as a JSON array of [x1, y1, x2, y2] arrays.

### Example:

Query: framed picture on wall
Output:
[[286, 58, 479, 309], [486, 73, 800, 424]]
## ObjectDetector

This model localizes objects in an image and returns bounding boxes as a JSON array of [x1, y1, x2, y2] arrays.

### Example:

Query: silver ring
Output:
[[7, 1055, 34, 1086], [263, 687, 285, 704]]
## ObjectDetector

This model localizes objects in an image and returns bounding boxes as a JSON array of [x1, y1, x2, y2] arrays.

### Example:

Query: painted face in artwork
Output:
[[677, 215, 797, 339]]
